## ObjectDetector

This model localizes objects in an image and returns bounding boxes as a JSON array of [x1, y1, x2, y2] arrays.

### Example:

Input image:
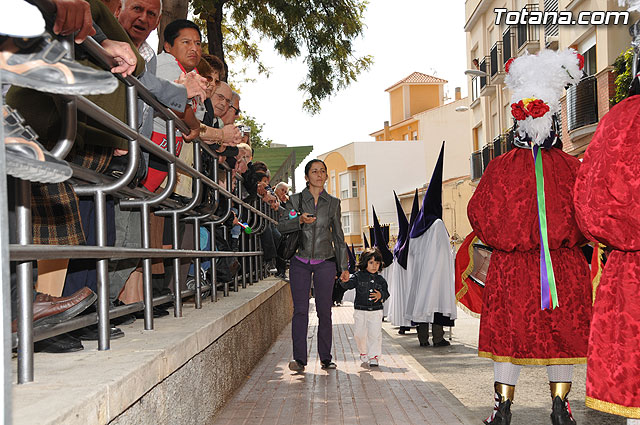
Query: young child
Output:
[[341, 248, 390, 367]]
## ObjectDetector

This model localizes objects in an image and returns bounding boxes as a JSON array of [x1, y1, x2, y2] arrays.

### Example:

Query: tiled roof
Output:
[[385, 72, 448, 92]]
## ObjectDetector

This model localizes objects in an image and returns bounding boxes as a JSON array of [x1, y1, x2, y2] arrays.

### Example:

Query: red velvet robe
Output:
[[574, 95, 640, 418], [468, 146, 592, 364]]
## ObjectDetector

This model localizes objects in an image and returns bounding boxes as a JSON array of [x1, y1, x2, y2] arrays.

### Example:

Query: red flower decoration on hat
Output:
[[577, 53, 585, 70], [526, 99, 550, 118], [511, 100, 529, 121], [505, 58, 515, 74]]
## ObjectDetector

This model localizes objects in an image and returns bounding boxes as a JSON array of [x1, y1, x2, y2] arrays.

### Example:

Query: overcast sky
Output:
[[150, 1, 468, 186], [239, 1, 468, 158]]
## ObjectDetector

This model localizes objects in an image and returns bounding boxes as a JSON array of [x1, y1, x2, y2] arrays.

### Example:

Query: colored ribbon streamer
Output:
[[533, 146, 559, 310]]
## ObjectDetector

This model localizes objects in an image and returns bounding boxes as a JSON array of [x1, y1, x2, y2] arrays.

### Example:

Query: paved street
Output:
[[211, 302, 625, 425], [384, 307, 625, 425], [211, 302, 475, 425]]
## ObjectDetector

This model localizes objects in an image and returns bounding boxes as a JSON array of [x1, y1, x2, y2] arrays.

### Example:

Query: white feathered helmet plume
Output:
[[505, 49, 584, 145], [619, 0, 640, 12]]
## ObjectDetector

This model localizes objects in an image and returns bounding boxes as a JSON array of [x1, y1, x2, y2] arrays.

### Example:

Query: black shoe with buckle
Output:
[[0, 36, 118, 95]]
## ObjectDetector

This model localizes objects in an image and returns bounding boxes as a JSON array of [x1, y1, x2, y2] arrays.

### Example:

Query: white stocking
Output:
[[627, 419, 640, 424], [547, 364, 573, 382], [494, 362, 522, 386]]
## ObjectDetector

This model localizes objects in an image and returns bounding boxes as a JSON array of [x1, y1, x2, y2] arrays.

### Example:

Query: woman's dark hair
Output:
[[202, 53, 225, 80], [304, 159, 327, 177], [164, 19, 201, 47], [357, 248, 383, 272], [252, 161, 268, 173], [254, 172, 269, 183]]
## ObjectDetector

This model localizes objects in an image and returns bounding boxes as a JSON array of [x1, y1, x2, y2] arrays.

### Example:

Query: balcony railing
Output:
[[471, 75, 481, 103], [492, 135, 504, 158], [479, 58, 487, 90], [481, 144, 493, 172], [490, 41, 502, 78], [544, 0, 559, 47], [479, 56, 494, 96], [503, 27, 514, 66], [567, 75, 598, 132], [471, 150, 483, 180], [516, 4, 540, 53]]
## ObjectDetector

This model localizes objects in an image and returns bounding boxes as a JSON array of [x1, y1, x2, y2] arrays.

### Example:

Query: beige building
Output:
[[323, 71, 475, 251], [412, 96, 474, 244], [318, 141, 427, 249], [464, 0, 632, 178]]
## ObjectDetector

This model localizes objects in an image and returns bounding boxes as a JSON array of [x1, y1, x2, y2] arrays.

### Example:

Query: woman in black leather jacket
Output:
[[277, 159, 349, 372]]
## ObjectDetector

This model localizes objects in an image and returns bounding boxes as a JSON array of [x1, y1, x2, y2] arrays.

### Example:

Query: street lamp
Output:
[[455, 106, 470, 112], [464, 69, 488, 77]]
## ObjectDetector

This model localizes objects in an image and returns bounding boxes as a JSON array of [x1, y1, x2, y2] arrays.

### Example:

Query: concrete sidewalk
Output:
[[211, 303, 475, 425]]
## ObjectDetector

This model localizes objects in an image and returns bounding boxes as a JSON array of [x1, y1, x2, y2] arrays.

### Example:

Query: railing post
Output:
[[15, 178, 34, 383], [95, 191, 111, 350], [0, 81, 13, 415]]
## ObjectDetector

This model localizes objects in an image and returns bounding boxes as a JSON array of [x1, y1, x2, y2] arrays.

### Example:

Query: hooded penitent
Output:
[[388, 191, 413, 327], [372, 206, 394, 267], [404, 142, 456, 325], [346, 242, 357, 274], [409, 142, 444, 239], [395, 189, 420, 270]]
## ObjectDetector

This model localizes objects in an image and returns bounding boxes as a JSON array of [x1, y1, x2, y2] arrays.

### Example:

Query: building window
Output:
[[403, 133, 409, 140], [351, 178, 358, 198], [412, 131, 418, 140], [342, 213, 350, 234], [582, 45, 596, 77], [339, 173, 349, 199]]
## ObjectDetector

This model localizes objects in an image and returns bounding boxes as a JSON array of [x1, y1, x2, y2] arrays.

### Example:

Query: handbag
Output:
[[277, 194, 303, 260]]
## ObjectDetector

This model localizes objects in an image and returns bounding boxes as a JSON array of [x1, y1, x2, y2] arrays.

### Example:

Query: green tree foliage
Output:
[[188, 0, 373, 114], [612, 47, 634, 106]]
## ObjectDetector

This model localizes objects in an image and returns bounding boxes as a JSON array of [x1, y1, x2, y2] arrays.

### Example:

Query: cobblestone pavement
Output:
[[383, 307, 625, 425], [211, 302, 474, 425]]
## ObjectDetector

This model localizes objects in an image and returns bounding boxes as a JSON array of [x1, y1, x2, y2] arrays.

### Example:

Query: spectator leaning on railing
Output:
[[4, 0, 146, 353]]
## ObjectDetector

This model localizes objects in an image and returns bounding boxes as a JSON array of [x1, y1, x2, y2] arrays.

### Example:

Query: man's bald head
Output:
[[221, 91, 240, 125], [212, 82, 233, 118]]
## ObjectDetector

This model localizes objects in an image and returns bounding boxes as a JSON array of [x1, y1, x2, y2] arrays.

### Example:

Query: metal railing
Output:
[[4, 9, 280, 386], [471, 76, 481, 102], [503, 27, 514, 66], [481, 144, 493, 172], [470, 150, 483, 180], [516, 4, 541, 52], [567, 75, 599, 132], [490, 41, 502, 78], [479, 57, 488, 90]]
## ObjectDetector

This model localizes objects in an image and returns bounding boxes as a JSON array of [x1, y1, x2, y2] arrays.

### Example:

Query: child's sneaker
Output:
[[359, 353, 368, 363], [369, 356, 379, 367]]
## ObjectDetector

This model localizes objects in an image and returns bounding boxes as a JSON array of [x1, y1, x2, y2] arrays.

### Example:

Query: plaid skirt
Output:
[[31, 144, 112, 245]]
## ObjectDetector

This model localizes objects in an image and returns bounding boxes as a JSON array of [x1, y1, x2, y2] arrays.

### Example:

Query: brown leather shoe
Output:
[[11, 287, 97, 333]]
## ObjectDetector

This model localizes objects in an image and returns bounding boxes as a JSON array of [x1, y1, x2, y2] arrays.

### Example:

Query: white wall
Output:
[[352, 140, 426, 236], [415, 97, 473, 182]]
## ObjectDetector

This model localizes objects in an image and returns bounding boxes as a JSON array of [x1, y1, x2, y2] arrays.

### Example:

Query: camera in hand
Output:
[[240, 125, 251, 136]]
